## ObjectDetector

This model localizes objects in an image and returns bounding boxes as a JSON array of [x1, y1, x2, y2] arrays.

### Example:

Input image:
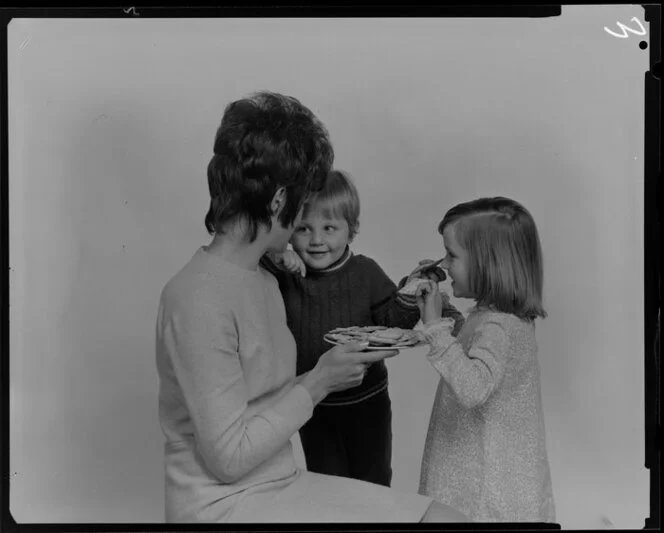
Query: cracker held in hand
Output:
[[324, 325, 424, 348], [398, 277, 429, 296]]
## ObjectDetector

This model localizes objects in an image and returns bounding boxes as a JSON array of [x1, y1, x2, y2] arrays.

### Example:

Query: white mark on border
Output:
[[604, 17, 646, 39]]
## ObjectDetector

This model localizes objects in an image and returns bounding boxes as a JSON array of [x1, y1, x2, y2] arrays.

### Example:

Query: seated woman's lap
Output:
[[227, 469, 433, 523]]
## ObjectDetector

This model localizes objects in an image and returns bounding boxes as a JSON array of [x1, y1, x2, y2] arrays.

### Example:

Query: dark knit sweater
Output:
[[260, 247, 421, 405]]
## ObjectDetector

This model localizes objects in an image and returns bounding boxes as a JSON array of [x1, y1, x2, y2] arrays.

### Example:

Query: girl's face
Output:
[[290, 206, 350, 270], [441, 224, 473, 299]]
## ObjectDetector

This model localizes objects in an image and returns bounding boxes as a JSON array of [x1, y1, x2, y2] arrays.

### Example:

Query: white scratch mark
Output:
[[604, 17, 646, 39], [19, 37, 30, 50]]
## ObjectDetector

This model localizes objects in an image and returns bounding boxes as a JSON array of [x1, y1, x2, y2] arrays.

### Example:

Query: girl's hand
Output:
[[416, 279, 443, 325], [273, 250, 306, 277]]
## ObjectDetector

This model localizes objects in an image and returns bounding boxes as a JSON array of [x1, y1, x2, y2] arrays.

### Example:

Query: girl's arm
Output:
[[439, 292, 466, 337], [160, 298, 313, 484], [421, 317, 509, 409]]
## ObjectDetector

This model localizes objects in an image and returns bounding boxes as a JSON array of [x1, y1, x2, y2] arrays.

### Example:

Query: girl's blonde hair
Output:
[[301, 169, 360, 240], [438, 197, 547, 321]]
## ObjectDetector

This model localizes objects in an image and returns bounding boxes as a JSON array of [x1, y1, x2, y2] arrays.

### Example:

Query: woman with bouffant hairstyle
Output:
[[204, 92, 333, 241], [155, 91, 467, 524]]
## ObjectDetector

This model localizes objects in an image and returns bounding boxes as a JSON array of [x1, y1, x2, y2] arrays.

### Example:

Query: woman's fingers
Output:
[[337, 343, 398, 363], [354, 349, 399, 364], [341, 341, 370, 353], [320, 345, 396, 392]]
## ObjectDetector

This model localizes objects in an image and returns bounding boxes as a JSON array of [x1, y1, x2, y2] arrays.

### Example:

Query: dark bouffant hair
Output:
[[205, 91, 334, 242]]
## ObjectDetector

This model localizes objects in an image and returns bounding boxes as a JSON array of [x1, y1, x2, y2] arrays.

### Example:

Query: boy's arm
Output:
[[260, 250, 306, 279], [259, 253, 282, 277], [369, 261, 421, 329]]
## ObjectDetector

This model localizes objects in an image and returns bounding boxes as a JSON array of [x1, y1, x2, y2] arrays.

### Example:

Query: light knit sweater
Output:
[[156, 247, 314, 521], [155, 246, 434, 523], [418, 307, 556, 523]]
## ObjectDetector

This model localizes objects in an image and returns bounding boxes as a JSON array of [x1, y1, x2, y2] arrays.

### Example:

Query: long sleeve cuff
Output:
[[395, 292, 419, 309], [422, 318, 456, 358]]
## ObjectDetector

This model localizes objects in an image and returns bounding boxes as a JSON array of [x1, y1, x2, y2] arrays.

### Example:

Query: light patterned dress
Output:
[[419, 307, 556, 523]]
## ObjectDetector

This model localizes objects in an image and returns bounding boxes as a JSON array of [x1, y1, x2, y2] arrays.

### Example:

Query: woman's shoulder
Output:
[[160, 248, 258, 313]]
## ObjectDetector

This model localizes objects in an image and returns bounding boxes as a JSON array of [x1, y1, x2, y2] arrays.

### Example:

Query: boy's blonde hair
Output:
[[438, 197, 547, 320], [301, 170, 360, 240]]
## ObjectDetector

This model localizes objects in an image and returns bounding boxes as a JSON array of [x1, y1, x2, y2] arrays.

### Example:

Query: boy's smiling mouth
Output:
[[307, 251, 330, 261]]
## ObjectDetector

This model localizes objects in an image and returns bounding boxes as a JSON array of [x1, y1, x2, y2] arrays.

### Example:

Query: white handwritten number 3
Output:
[[604, 17, 647, 38]]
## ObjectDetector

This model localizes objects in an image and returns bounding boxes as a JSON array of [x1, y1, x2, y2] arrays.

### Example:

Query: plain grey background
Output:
[[8, 7, 649, 528]]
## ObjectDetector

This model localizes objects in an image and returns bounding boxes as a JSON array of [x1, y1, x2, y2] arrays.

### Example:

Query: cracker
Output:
[[324, 325, 425, 349]]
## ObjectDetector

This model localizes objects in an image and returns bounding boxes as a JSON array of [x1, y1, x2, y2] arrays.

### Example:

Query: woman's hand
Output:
[[298, 342, 398, 405], [416, 279, 443, 325], [271, 250, 306, 277]]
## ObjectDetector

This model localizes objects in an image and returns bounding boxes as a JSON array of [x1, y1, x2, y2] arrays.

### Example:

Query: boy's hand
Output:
[[273, 249, 306, 277], [406, 259, 446, 284], [416, 279, 443, 325]]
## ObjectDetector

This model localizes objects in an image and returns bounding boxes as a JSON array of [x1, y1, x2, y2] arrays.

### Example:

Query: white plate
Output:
[[323, 336, 424, 351]]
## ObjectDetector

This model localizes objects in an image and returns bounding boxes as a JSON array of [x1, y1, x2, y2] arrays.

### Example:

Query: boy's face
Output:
[[290, 206, 350, 270], [441, 225, 472, 299]]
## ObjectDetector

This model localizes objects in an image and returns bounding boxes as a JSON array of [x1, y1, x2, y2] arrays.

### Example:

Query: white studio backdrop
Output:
[[8, 7, 649, 528]]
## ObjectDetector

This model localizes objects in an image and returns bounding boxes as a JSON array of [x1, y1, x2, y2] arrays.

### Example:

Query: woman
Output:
[[155, 91, 468, 523]]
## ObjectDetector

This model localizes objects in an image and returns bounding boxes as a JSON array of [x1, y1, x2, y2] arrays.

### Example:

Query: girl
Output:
[[415, 196, 556, 523]]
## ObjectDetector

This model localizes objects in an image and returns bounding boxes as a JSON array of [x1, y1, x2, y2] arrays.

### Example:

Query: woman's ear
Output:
[[271, 187, 287, 216]]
